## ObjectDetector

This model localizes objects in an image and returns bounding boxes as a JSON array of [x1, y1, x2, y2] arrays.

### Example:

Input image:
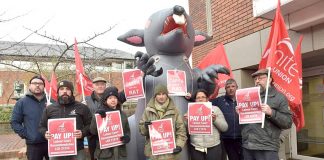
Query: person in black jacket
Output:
[[39, 80, 92, 160], [90, 86, 130, 160], [241, 69, 292, 160], [11, 75, 49, 160], [211, 78, 242, 160]]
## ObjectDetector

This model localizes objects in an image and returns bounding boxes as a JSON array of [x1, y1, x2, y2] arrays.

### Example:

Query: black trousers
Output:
[[190, 144, 222, 160], [222, 138, 243, 160], [26, 142, 49, 160], [88, 135, 98, 160], [242, 148, 279, 160]]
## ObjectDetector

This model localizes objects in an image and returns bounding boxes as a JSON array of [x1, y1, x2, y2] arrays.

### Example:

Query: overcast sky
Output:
[[0, 0, 188, 54]]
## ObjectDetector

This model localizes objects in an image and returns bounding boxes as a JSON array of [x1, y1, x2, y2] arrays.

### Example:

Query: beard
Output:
[[58, 94, 75, 105]]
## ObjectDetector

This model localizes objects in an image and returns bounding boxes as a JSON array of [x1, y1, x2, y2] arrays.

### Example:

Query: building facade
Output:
[[189, 0, 324, 159], [0, 41, 134, 105]]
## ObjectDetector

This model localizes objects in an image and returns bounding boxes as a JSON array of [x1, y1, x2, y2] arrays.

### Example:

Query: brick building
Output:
[[189, 0, 324, 159], [0, 41, 134, 105]]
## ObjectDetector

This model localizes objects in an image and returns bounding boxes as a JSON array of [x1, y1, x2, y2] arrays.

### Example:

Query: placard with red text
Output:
[[236, 87, 263, 124], [149, 118, 176, 156], [122, 69, 145, 99], [188, 102, 212, 135], [48, 118, 77, 157], [95, 111, 124, 149], [167, 70, 187, 96]]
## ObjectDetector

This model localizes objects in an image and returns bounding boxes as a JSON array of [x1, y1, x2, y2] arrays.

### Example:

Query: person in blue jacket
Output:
[[11, 75, 49, 160], [211, 78, 242, 160]]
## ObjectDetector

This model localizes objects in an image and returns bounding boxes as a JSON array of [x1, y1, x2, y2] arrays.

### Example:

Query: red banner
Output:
[[188, 102, 212, 135], [197, 43, 233, 98], [122, 69, 145, 99], [258, 1, 304, 130], [74, 38, 93, 96], [95, 111, 124, 149], [149, 118, 176, 156], [50, 72, 58, 101], [48, 118, 77, 157], [236, 87, 263, 124], [167, 70, 187, 96]]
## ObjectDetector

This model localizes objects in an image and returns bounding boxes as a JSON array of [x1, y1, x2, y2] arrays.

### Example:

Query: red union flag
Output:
[[95, 111, 124, 149], [197, 43, 233, 98], [258, 1, 303, 129], [236, 87, 263, 124], [149, 118, 176, 156], [48, 118, 77, 157], [41, 73, 58, 102], [122, 69, 145, 99], [167, 70, 187, 96], [74, 39, 93, 96], [188, 102, 212, 135]]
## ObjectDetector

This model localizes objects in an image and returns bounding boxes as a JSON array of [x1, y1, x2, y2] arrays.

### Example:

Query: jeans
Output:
[[26, 142, 49, 160]]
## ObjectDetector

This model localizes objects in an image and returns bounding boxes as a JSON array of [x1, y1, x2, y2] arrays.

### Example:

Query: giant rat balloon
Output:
[[118, 5, 229, 160]]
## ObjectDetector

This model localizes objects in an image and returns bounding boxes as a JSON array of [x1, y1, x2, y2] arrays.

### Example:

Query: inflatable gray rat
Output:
[[118, 5, 229, 160]]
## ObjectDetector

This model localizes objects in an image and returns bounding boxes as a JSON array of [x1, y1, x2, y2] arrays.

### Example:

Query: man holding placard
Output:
[[239, 69, 292, 160], [139, 84, 187, 160], [39, 80, 92, 160]]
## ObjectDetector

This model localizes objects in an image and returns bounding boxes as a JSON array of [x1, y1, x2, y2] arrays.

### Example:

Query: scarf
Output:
[[154, 98, 170, 118]]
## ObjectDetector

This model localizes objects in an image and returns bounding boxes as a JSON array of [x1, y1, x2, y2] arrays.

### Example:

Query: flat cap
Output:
[[92, 77, 107, 83], [251, 69, 270, 78]]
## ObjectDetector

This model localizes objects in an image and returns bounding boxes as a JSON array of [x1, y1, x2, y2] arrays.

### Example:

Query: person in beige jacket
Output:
[[139, 84, 187, 160], [184, 89, 228, 160]]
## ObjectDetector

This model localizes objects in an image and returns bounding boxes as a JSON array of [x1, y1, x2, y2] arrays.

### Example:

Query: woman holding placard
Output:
[[184, 89, 228, 160], [89, 87, 130, 160]]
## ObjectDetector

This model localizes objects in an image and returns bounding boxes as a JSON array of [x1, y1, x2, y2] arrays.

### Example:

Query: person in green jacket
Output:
[[139, 84, 187, 160], [90, 86, 130, 160]]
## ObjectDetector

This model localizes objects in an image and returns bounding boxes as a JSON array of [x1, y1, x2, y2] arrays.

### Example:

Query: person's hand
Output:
[[184, 113, 188, 120], [261, 104, 272, 116], [96, 109, 106, 118], [120, 135, 130, 144], [184, 93, 191, 100], [173, 146, 182, 154], [45, 131, 51, 140], [212, 113, 216, 121], [144, 121, 152, 129], [74, 130, 82, 139], [235, 106, 240, 115]]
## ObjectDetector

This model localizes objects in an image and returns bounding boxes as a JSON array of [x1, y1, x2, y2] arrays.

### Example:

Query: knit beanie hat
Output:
[[154, 84, 169, 97], [29, 75, 45, 86], [57, 80, 74, 93], [103, 86, 119, 101]]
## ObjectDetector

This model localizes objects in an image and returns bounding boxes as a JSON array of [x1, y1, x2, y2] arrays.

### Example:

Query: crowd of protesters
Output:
[[11, 70, 292, 160]]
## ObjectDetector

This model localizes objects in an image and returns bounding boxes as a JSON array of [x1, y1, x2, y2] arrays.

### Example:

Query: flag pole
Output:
[[261, 67, 272, 128], [79, 73, 86, 104]]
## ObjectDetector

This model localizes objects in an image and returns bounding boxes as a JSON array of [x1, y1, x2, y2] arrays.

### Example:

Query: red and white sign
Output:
[[188, 102, 212, 135], [95, 111, 124, 149], [149, 118, 176, 156], [236, 87, 263, 124], [167, 70, 187, 96], [48, 118, 77, 157], [122, 69, 145, 99]]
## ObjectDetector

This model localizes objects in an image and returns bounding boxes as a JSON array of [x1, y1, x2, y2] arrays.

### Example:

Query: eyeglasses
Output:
[[31, 82, 44, 86], [254, 76, 268, 81]]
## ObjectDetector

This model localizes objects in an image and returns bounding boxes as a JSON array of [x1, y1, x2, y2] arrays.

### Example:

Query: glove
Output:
[[96, 109, 106, 118], [173, 146, 182, 154], [120, 135, 130, 144], [144, 121, 152, 129]]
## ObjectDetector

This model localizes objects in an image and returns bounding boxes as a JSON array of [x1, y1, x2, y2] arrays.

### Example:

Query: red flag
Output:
[[258, 0, 304, 131], [50, 72, 58, 101], [197, 43, 233, 98], [289, 36, 304, 131], [41, 74, 51, 97], [74, 38, 93, 96]]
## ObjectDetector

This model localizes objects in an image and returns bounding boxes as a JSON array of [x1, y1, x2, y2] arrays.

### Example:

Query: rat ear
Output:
[[117, 29, 145, 47], [194, 30, 212, 46]]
